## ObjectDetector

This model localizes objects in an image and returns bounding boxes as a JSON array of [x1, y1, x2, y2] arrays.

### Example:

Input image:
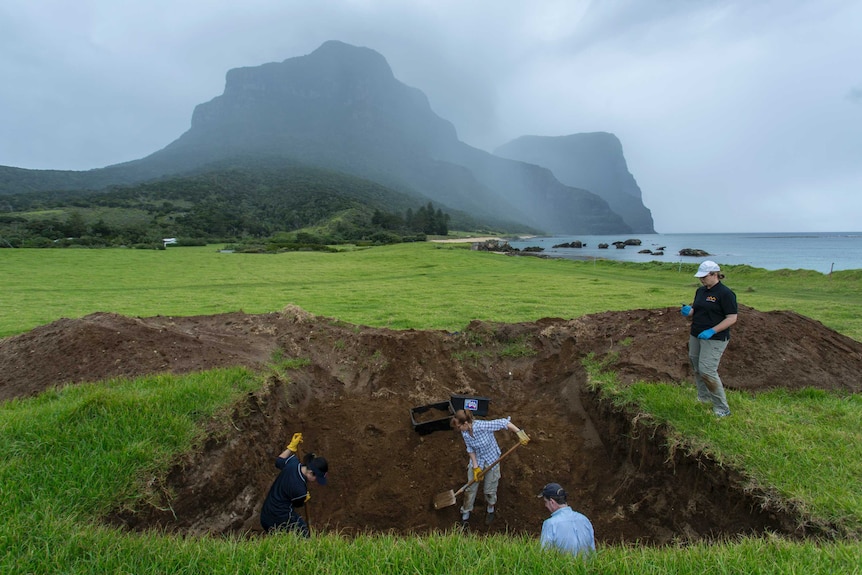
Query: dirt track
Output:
[[2, 304, 861, 543]]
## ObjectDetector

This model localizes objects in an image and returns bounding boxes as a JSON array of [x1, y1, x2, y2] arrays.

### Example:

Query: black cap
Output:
[[537, 482, 567, 499], [307, 456, 328, 485]]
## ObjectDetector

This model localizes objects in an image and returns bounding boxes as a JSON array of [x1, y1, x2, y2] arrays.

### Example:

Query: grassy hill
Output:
[[0, 160, 513, 248]]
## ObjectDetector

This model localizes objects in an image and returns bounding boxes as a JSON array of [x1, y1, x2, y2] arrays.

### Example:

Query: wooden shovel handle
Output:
[[454, 441, 522, 497]]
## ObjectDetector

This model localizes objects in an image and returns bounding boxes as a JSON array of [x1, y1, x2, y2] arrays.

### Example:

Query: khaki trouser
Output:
[[688, 335, 730, 413], [460, 461, 501, 514]]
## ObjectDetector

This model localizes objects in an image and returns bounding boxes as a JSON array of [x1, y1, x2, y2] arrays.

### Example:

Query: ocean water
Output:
[[507, 232, 862, 274]]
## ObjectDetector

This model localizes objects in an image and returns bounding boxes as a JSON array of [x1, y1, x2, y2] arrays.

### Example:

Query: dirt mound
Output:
[[2, 304, 861, 543], [0, 311, 280, 402], [571, 305, 862, 393]]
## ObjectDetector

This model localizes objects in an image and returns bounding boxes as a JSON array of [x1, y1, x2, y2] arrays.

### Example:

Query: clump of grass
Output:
[[499, 340, 535, 358], [267, 350, 311, 379], [364, 349, 388, 371], [452, 349, 486, 363]]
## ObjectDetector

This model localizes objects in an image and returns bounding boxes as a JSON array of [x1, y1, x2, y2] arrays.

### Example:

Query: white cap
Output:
[[694, 260, 720, 277]]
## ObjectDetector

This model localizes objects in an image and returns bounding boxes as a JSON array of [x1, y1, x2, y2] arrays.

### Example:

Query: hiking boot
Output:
[[713, 408, 731, 418], [485, 511, 495, 525], [458, 519, 470, 532]]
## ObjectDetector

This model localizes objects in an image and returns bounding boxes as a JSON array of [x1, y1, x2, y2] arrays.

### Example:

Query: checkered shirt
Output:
[[461, 417, 511, 468]]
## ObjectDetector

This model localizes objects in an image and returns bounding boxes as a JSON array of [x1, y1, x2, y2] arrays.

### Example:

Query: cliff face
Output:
[[1, 42, 648, 235], [173, 41, 459, 164], [495, 133, 655, 233], [146, 40, 630, 234]]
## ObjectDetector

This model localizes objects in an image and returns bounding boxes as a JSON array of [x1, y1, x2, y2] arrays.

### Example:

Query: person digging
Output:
[[450, 409, 530, 528], [259, 432, 328, 537]]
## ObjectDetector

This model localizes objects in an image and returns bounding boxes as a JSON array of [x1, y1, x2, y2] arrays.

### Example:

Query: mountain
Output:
[[494, 133, 655, 233], [0, 41, 643, 235]]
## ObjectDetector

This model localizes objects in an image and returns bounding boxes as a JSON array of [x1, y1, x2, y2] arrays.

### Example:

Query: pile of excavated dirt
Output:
[[2, 304, 861, 544]]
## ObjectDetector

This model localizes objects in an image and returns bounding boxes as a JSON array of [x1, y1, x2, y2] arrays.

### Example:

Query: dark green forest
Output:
[[0, 164, 468, 251]]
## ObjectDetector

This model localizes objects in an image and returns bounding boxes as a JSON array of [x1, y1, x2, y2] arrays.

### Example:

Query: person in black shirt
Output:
[[260, 432, 328, 536], [680, 260, 738, 417]]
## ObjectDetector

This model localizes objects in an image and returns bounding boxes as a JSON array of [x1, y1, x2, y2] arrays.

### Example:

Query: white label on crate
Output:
[[465, 399, 479, 411]]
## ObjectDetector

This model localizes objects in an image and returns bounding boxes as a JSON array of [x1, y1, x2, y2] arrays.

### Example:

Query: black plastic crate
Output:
[[450, 394, 491, 416], [410, 401, 455, 434]]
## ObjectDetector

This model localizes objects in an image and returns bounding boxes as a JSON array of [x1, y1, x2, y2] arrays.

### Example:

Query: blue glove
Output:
[[680, 305, 692, 316], [697, 328, 716, 340]]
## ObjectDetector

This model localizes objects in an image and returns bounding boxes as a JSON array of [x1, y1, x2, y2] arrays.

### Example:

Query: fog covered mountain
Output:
[[495, 133, 655, 233], [1, 41, 652, 234]]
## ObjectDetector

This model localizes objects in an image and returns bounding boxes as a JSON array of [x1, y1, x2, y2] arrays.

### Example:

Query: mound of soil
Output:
[[2, 304, 861, 543]]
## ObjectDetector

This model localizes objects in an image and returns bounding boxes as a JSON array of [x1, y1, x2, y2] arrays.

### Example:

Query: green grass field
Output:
[[2, 243, 861, 574], [2, 243, 860, 340]]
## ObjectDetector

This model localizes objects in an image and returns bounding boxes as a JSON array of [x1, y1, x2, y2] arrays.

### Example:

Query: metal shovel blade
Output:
[[433, 489, 458, 510]]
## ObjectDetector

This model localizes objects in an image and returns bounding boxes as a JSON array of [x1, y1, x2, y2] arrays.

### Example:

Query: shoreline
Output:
[[429, 235, 536, 244], [429, 236, 501, 244]]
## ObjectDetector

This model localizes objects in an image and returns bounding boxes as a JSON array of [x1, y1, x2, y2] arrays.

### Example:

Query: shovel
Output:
[[433, 441, 522, 510]]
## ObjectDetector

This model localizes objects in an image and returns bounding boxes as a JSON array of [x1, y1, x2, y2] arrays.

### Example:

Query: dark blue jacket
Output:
[[260, 454, 308, 528]]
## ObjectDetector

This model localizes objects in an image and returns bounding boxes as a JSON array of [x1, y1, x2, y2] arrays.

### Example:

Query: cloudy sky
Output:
[[2, 0, 860, 233]]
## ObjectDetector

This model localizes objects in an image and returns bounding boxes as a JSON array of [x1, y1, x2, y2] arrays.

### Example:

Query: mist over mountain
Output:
[[495, 133, 655, 233], [0, 41, 651, 235]]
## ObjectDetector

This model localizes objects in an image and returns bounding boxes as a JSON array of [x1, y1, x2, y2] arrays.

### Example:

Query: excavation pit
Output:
[[2, 305, 860, 543]]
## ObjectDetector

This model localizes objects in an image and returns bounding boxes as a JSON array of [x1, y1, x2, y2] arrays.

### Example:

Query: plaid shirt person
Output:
[[460, 417, 510, 467]]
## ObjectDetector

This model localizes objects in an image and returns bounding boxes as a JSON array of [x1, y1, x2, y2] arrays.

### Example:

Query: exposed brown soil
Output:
[[2, 304, 861, 544]]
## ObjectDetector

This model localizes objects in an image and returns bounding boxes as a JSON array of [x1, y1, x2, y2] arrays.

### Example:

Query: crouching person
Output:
[[260, 432, 328, 537]]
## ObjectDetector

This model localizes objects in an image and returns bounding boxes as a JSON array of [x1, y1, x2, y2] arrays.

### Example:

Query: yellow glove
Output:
[[473, 467, 484, 482], [286, 432, 303, 452], [516, 429, 530, 446], [304, 493, 311, 502]]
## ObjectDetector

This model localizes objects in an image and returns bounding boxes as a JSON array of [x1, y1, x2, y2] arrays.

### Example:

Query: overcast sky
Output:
[[2, 0, 860, 233]]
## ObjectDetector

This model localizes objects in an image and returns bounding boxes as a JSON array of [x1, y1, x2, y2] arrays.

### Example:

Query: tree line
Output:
[[0, 166, 454, 250]]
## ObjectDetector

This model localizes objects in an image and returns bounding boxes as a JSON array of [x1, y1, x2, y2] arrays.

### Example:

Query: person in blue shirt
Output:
[[538, 482, 595, 557], [259, 432, 328, 537], [681, 260, 738, 417]]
